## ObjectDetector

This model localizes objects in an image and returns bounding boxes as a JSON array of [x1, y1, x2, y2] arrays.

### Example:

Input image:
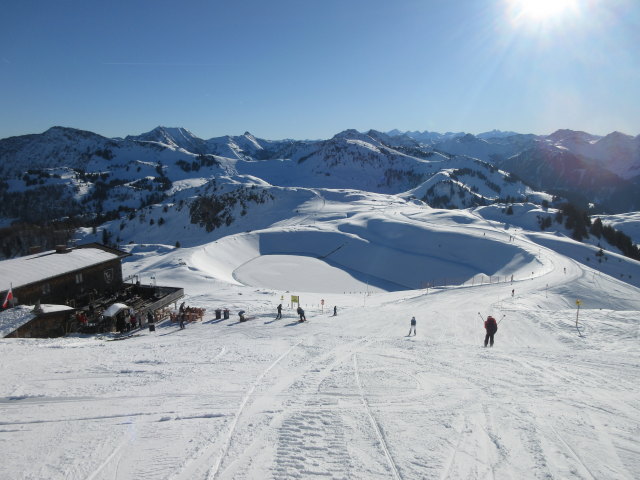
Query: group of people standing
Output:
[[274, 303, 337, 322], [115, 308, 141, 333]]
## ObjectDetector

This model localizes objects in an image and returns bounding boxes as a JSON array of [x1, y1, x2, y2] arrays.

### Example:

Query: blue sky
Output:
[[1, 0, 638, 140]]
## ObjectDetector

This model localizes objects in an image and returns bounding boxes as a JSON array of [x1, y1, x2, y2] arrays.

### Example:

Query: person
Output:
[[116, 314, 126, 334], [333, 306, 337, 316], [179, 301, 186, 313], [276, 304, 283, 319], [511, 289, 514, 297], [179, 312, 186, 329], [147, 310, 156, 332], [408, 316, 416, 336], [297, 306, 306, 322], [238, 310, 246, 322], [484, 315, 498, 347]]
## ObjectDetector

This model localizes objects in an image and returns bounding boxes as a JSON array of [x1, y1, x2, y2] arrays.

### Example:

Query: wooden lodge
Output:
[[0, 243, 129, 309], [0, 243, 183, 338], [1, 305, 76, 339]]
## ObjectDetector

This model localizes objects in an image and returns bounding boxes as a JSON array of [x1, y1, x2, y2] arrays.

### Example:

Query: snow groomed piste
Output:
[[2, 199, 639, 479]]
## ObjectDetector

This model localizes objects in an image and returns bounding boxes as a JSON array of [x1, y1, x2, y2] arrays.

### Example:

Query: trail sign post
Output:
[[575, 299, 583, 336]]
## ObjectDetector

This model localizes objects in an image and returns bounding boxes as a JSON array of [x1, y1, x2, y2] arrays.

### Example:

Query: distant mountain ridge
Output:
[[0, 125, 639, 250]]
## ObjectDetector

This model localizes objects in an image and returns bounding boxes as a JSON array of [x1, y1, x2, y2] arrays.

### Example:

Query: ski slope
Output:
[[1, 199, 639, 480]]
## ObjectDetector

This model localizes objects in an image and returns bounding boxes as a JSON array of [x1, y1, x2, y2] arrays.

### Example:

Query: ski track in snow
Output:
[[353, 353, 402, 480], [210, 341, 302, 480], [167, 341, 301, 480], [2, 200, 640, 479]]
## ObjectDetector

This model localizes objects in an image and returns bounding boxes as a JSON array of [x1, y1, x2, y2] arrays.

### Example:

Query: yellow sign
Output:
[[576, 299, 582, 306], [291, 295, 299, 304]]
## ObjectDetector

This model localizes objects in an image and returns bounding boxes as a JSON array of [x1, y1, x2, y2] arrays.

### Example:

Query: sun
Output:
[[507, 0, 579, 25]]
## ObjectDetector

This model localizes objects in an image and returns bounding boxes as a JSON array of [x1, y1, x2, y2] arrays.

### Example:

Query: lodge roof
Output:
[[0, 244, 129, 292], [0, 304, 74, 338], [0, 306, 34, 337]]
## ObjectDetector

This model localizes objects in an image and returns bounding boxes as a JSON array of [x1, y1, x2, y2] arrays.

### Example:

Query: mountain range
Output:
[[0, 125, 639, 257]]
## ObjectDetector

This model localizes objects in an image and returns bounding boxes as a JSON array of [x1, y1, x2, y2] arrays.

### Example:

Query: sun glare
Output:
[[508, 0, 579, 25]]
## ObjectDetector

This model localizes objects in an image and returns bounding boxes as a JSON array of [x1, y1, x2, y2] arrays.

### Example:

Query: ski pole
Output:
[[497, 314, 506, 325], [477, 312, 484, 321]]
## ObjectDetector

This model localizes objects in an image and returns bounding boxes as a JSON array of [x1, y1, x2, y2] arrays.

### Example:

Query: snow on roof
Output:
[[0, 304, 74, 338], [0, 248, 120, 292], [0, 306, 35, 338], [103, 303, 130, 317], [40, 304, 75, 314]]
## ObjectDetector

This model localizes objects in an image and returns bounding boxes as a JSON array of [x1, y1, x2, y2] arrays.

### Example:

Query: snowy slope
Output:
[[2, 193, 639, 480], [595, 212, 640, 244]]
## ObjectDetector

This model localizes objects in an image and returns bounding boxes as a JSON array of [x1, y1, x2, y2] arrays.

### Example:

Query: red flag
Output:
[[2, 288, 13, 308]]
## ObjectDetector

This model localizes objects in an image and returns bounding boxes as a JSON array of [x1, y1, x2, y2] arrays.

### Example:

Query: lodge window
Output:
[[42, 283, 51, 295], [75, 273, 83, 284]]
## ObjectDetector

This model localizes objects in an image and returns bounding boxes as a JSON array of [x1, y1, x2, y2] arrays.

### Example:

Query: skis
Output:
[[106, 333, 142, 341], [264, 316, 284, 324]]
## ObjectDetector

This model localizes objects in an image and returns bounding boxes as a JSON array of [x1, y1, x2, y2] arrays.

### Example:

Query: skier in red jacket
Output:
[[484, 315, 498, 347]]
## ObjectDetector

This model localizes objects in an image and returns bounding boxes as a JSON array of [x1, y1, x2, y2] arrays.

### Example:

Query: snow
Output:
[[234, 255, 391, 294], [0, 304, 74, 337], [39, 304, 74, 314], [102, 303, 131, 317], [2, 194, 640, 479], [0, 248, 121, 291], [0, 305, 35, 337], [596, 212, 640, 245]]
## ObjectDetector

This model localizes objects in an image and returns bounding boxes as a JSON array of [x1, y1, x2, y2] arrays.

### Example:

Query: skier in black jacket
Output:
[[408, 316, 416, 336], [484, 315, 498, 347]]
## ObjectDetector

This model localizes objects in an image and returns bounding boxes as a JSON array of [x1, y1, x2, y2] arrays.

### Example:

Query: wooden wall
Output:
[[12, 258, 124, 308]]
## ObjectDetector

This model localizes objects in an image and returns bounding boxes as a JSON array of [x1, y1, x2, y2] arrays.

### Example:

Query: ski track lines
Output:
[[271, 336, 372, 479], [170, 341, 301, 480], [353, 353, 402, 480], [549, 424, 598, 480], [269, 332, 421, 480], [86, 437, 129, 480]]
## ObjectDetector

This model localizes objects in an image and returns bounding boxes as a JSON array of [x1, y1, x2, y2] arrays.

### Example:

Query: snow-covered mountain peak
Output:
[[546, 129, 600, 145], [477, 129, 519, 139], [331, 129, 366, 140], [42, 126, 108, 142], [599, 131, 634, 143], [127, 126, 202, 150]]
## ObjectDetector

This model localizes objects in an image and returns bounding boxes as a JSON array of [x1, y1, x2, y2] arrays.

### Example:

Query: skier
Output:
[[297, 306, 306, 322], [408, 316, 416, 336], [238, 310, 246, 322], [276, 304, 282, 319], [179, 312, 186, 329], [484, 315, 498, 347], [333, 306, 337, 316]]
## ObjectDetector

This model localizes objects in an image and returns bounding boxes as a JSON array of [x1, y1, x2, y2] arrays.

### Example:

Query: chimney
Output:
[[55, 245, 71, 254]]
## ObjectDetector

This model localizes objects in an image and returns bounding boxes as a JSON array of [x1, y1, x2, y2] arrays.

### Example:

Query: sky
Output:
[[1, 0, 639, 140]]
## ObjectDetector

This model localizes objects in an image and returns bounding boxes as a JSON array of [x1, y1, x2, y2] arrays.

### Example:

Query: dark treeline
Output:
[[539, 202, 640, 261]]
